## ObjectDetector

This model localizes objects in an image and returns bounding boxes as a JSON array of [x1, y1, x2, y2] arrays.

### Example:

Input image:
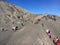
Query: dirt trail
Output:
[[7, 22, 54, 45]]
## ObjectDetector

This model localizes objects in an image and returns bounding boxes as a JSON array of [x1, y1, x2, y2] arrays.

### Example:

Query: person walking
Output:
[[53, 37, 59, 45], [46, 29, 52, 38], [48, 32, 52, 38]]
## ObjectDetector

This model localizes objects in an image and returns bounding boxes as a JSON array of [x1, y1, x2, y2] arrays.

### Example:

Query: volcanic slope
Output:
[[0, 1, 60, 45]]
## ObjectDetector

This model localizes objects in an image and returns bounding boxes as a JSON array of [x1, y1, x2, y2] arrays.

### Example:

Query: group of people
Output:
[[46, 29, 60, 45]]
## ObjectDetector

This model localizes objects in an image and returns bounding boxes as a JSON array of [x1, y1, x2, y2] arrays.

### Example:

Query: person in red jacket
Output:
[[53, 37, 59, 45], [57, 40, 60, 45]]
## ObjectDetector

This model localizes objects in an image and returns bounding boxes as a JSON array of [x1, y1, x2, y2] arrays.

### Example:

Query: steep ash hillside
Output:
[[0, 1, 36, 31], [0, 1, 60, 45]]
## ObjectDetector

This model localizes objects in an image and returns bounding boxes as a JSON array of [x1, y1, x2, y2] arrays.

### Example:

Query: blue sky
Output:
[[5, 0, 60, 16]]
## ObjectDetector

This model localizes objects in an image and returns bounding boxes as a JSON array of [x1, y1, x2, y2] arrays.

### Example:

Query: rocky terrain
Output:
[[0, 1, 60, 45]]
